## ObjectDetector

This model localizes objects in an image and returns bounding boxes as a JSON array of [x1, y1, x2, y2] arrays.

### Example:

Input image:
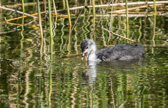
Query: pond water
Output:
[[1, 1, 168, 108]]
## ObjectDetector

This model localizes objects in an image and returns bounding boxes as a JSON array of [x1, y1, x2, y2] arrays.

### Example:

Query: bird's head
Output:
[[81, 39, 97, 60]]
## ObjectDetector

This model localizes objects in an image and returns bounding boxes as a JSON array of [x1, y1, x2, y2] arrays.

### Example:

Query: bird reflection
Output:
[[80, 39, 145, 86], [82, 59, 144, 86], [82, 61, 98, 86]]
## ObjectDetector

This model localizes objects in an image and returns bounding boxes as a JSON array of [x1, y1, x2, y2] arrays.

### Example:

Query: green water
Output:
[[0, 1, 168, 108]]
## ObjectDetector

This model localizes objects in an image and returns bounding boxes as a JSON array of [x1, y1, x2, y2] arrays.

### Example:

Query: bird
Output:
[[81, 39, 145, 62]]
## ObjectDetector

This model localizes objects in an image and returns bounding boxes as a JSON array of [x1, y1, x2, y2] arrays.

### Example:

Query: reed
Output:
[[21, 0, 24, 12], [57, 1, 168, 12], [3, 1, 47, 8], [43, 0, 47, 11], [125, 0, 129, 38], [102, 27, 136, 43], [111, 4, 163, 13], [67, 28, 71, 55], [52, 0, 57, 22], [63, 0, 66, 9], [60, 19, 65, 52], [21, 0, 25, 39], [65, 0, 72, 28], [0, 6, 36, 18], [152, 0, 156, 53], [6, 12, 44, 22], [49, 63, 53, 108], [48, 0, 54, 104], [48, 0, 54, 56], [74, 27, 78, 54], [37, 0, 44, 60], [92, 0, 96, 26], [20, 4, 24, 106], [20, 0, 25, 53], [0, 0, 1, 40], [154, 0, 157, 13], [92, 0, 96, 39], [138, 19, 142, 41], [0, 0, 1, 13]]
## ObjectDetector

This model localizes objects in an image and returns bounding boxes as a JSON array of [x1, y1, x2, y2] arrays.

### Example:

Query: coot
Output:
[[81, 39, 145, 62]]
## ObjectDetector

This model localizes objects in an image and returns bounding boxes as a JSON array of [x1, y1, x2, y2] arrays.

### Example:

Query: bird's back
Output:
[[96, 43, 145, 61]]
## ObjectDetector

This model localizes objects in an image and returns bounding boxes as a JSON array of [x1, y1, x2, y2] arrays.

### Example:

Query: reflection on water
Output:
[[1, 50, 168, 107], [82, 61, 98, 86], [1, 1, 168, 107]]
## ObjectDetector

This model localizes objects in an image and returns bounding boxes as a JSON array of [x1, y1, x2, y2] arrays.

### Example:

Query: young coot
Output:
[[81, 39, 145, 62]]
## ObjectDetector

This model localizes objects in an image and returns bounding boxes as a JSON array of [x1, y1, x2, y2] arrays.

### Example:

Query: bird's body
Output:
[[81, 39, 145, 62]]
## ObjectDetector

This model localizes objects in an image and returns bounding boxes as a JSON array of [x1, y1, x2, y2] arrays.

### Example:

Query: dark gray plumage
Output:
[[81, 39, 145, 62], [96, 43, 145, 61]]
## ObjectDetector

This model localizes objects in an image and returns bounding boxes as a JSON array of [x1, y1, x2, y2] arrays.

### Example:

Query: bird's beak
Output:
[[82, 52, 88, 61], [82, 53, 85, 57]]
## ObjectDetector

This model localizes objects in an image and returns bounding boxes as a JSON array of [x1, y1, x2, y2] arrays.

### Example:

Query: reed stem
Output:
[[125, 0, 129, 38], [102, 27, 136, 42], [92, 0, 95, 26], [37, 0, 44, 60], [21, 0, 25, 34], [66, 0, 72, 28], [0, 0, 2, 38], [154, 0, 157, 14], [21, 0, 24, 12], [57, 1, 168, 11], [0, 0, 1, 13], [0, 6, 36, 18], [63, 0, 66, 9], [48, 0, 54, 56], [52, 0, 57, 21], [152, 0, 156, 53], [43, 0, 47, 11], [92, 0, 96, 39]]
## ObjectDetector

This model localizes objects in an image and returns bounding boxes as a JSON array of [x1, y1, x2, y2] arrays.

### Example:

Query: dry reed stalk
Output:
[[51, 13, 76, 18], [110, 11, 165, 14], [7, 22, 38, 29], [3, 2, 46, 8], [0, 6, 37, 18], [79, 13, 167, 17], [111, 4, 163, 13], [102, 27, 136, 43], [57, 1, 168, 11], [52, 0, 57, 21], [5, 11, 46, 22]]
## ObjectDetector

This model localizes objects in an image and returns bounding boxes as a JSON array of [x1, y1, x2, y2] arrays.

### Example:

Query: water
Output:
[[1, 51, 168, 107], [1, 1, 168, 108]]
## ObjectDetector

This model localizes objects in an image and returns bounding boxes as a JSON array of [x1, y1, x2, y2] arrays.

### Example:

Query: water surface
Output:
[[0, 1, 168, 107]]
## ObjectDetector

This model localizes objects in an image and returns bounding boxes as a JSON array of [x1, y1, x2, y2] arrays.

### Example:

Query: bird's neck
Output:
[[88, 52, 97, 61], [88, 45, 97, 61]]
